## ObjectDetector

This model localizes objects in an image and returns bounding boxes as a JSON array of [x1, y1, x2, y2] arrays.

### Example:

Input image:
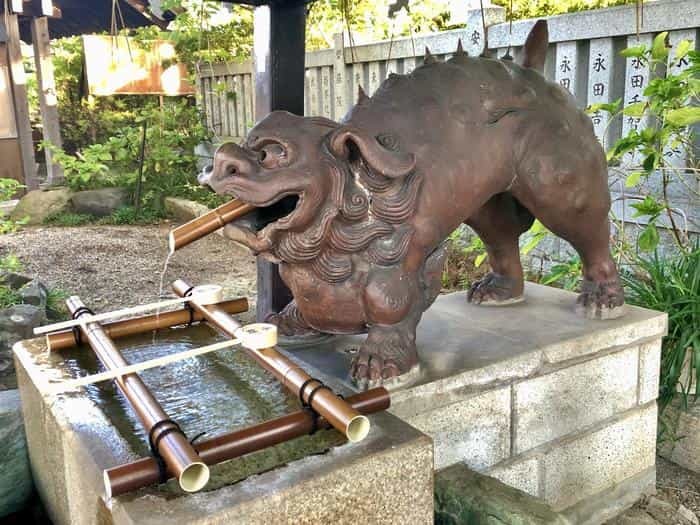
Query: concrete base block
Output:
[[659, 396, 700, 474], [435, 464, 571, 525], [14, 337, 433, 525], [287, 283, 668, 522]]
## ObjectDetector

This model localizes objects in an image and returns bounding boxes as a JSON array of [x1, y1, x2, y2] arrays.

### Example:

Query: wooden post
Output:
[[31, 16, 64, 186], [3, 14, 38, 190], [252, 2, 306, 321]]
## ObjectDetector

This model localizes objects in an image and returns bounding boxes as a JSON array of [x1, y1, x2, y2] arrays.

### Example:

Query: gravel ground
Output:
[[656, 455, 700, 513], [0, 223, 258, 322]]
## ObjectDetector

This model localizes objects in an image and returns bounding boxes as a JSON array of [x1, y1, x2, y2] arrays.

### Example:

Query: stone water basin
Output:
[[58, 325, 346, 493], [13, 324, 432, 525]]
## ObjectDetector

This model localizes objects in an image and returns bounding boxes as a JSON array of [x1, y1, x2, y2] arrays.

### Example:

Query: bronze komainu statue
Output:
[[199, 21, 625, 389]]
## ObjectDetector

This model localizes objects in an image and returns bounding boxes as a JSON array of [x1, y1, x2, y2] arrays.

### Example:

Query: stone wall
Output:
[[384, 287, 667, 524]]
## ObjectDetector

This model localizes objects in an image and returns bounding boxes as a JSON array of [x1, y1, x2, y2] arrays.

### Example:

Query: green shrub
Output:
[[46, 288, 69, 320], [106, 206, 161, 225], [0, 254, 23, 308], [0, 178, 27, 234], [46, 99, 213, 215], [0, 254, 22, 272], [44, 211, 96, 227], [0, 286, 21, 309], [622, 246, 700, 408]]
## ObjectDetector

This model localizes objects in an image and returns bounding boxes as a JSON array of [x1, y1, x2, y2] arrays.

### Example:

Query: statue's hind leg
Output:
[[544, 213, 624, 319], [466, 193, 534, 305], [515, 180, 625, 319]]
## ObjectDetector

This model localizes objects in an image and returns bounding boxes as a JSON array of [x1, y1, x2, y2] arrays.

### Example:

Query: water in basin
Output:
[[59, 323, 345, 494]]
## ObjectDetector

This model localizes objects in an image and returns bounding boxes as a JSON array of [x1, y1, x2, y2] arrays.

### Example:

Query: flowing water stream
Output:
[[151, 250, 174, 344]]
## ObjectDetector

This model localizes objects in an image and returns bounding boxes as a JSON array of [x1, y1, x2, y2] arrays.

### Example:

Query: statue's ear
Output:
[[357, 85, 370, 105], [329, 126, 415, 179], [521, 20, 548, 72]]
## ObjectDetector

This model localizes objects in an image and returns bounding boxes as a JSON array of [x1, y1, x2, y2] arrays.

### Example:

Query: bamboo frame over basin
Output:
[[173, 279, 371, 443], [104, 387, 390, 498], [47, 297, 249, 351], [66, 296, 210, 493]]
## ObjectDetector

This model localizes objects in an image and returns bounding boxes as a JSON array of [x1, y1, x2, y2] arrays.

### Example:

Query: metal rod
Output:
[[134, 120, 147, 214], [168, 199, 256, 253], [47, 298, 248, 351], [66, 296, 210, 493], [172, 279, 370, 443], [104, 387, 390, 498]]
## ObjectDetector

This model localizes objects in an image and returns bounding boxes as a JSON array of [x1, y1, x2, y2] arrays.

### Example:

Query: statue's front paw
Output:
[[350, 328, 420, 390], [467, 273, 524, 305], [576, 279, 626, 320], [265, 302, 319, 336]]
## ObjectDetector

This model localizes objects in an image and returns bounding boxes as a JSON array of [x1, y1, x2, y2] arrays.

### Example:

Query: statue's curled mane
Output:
[[274, 142, 423, 283]]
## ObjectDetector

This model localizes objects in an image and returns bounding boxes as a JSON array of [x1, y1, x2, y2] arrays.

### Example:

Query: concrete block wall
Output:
[[385, 292, 667, 525]]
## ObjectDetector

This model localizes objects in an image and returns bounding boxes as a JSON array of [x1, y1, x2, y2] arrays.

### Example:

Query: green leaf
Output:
[[620, 45, 647, 59], [675, 40, 692, 61], [474, 252, 487, 268], [638, 224, 659, 252], [642, 152, 658, 173], [651, 32, 669, 60], [625, 171, 643, 188], [665, 107, 700, 127], [631, 196, 664, 218], [623, 102, 646, 118], [586, 99, 621, 115]]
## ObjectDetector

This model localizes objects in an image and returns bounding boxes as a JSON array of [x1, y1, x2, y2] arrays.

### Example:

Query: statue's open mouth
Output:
[[228, 192, 301, 235]]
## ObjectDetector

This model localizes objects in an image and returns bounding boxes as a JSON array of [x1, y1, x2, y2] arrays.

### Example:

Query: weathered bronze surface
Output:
[[199, 21, 625, 388]]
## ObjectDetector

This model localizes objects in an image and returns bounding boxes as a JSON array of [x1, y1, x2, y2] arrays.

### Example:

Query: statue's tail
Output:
[[520, 20, 548, 72]]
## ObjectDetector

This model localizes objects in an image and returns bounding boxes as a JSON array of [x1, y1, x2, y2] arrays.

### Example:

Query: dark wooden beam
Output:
[[31, 16, 64, 185], [3, 14, 38, 190], [252, 1, 306, 321]]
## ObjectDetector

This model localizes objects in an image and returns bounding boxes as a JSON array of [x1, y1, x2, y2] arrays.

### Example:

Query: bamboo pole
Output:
[[47, 298, 248, 351], [172, 280, 370, 443], [104, 387, 390, 498], [35, 285, 225, 336], [66, 296, 210, 493], [168, 199, 255, 253]]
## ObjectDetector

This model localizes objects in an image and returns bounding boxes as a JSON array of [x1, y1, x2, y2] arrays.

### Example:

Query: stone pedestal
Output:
[[13, 337, 433, 525], [287, 283, 667, 525]]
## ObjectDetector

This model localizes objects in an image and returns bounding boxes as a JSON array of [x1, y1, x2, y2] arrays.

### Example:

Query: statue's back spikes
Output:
[[520, 20, 548, 72]]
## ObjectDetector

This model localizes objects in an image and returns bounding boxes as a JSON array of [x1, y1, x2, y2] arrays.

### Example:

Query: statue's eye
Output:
[[258, 143, 287, 169], [376, 133, 399, 151]]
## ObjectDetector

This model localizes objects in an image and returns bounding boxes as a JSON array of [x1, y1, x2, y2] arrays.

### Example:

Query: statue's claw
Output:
[[467, 273, 524, 305], [350, 326, 419, 390], [576, 279, 626, 320]]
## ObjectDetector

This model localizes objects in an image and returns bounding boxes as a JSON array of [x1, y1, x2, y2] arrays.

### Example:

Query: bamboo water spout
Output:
[[168, 199, 255, 252], [172, 279, 371, 443], [104, 387, 390, 498], [66, 296, 210, 493]]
